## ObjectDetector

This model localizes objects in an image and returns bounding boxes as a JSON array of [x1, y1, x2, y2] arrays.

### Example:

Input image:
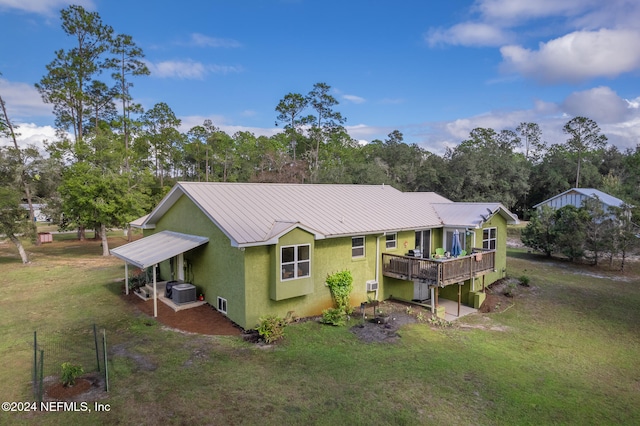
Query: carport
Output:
[[110, 230, 208, 317]]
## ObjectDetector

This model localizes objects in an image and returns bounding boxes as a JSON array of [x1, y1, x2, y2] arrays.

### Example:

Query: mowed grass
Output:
[[1, 236, 640, 425]]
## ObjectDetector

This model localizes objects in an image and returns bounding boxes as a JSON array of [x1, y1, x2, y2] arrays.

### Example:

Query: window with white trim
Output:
[[281, 244, 310, 280], [217, 296, 227, 314], [385, 233, 397, 249], [482, 227, 497, 250], [352, 236, 365, 258]]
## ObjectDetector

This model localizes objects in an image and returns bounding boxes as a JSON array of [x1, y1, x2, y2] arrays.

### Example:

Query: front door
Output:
[[415, 230, 431, 258]]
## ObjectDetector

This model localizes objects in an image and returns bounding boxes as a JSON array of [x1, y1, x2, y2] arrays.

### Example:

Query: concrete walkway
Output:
[[438, 298, 477, 321]]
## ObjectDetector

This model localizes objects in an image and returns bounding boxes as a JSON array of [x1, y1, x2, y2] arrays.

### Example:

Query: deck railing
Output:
[[382, 249, 496, 287]]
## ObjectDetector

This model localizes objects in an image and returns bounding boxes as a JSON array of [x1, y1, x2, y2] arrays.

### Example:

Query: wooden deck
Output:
[[382, 249, 496, 287]]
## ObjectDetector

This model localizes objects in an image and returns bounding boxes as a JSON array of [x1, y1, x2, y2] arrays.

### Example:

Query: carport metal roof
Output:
[[110, 230, 208, 269]]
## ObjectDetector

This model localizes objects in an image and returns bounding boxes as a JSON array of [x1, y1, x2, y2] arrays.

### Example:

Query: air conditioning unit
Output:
[[366, 280, 379, 292], [172, 283, 196, 304]]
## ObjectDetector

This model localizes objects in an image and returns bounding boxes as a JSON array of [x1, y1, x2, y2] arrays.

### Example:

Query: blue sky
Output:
[[1, 0, 639, 155]]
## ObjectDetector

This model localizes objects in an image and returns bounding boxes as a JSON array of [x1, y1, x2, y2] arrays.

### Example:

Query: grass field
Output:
[[1, 234, 639, 425]]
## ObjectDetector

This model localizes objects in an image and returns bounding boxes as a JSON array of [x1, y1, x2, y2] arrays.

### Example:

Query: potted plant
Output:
[[375, 309, 390, 324]]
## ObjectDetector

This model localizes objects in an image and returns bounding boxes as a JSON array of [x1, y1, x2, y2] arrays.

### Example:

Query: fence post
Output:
[[103, 329, 109, 392], [93, 324, 101, 372], [38, 350, 44, 403], [33, 331, 37, 399]]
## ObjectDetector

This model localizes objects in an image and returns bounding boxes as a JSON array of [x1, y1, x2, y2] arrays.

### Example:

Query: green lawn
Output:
[[1, 237, 639, 425]]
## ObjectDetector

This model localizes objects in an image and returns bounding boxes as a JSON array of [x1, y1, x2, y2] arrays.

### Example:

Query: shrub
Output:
[[256, 315, 287, 344], [519, 274, 530, 287], [60, 362, 84, 387], [325, 270, 354, 315], [321, 308, 346, 326]]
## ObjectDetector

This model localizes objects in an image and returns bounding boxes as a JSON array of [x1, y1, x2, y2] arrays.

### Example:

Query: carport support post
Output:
[[124, 263, 129, 295], [153, 264, 158, 318]]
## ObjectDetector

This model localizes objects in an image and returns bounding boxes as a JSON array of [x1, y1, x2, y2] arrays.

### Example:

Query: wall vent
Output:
[[366, 280, 379, 292]]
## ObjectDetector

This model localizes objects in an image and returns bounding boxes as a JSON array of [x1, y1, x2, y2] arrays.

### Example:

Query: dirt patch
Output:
[[122, 292, 242, 336], [478, 278, 524, 313], [350, 312, 419, 343], [44, 372, 107, 402], [348, 300, 429, 343]]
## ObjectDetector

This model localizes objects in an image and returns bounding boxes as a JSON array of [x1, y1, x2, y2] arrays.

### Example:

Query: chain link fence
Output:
[[32, 324, 108, 402]]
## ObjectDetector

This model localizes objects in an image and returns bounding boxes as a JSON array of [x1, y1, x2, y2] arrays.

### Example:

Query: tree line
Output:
[[1, 5, 639, 263], [522, 201, 638, 270]]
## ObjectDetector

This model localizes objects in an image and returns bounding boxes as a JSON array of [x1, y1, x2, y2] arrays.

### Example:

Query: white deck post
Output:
[[125, 263, 129, 295], [153, 264, 158, 318]]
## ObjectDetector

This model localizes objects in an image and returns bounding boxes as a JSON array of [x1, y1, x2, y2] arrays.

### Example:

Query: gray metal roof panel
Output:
[[533, 188, 628, 209], [140, 183, 516, 246], [110, 230, 208, 269], [433, 203, 519, 228], [174, 183, 445, 245]]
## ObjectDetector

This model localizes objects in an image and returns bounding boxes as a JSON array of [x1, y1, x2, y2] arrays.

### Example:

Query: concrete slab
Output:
[[438, 298, 477, 321]]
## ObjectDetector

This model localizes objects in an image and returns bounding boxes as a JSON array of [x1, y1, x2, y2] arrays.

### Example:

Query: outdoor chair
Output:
[[434, 248, 445, 258]]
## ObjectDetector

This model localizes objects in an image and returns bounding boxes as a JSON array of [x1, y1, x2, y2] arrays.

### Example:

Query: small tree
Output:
[[60, 362, 84, 387], [521, 205, 556, 257], [0, 187, 32, 263], [608, 204, 640, 271], [554, 205, 589, 262], [582, 196, 609, 265], [325, 270, 354, 315]]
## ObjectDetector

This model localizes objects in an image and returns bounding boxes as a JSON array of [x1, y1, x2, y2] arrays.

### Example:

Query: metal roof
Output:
[[432, 203, 519, 228], [109, 230, 208, 269], [140, 183, 518, 247], [533, 188, 628, 209]]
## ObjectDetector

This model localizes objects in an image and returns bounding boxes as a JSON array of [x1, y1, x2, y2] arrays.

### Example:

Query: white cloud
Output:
[[475, 0, 596, 23], [561, 86, 631, 123], [0, 122, 57, 152], [178, 114, 279, 138], [626, 97, 640, 109], [415, 86, 640, 154], [342, 94, 365, 104], [426, 22, 512, 47], [146, 60, 207, 79], [500, 29, 640, 83], [0, 78, 52, 119], [0, 0, 95, 15], [189, 33, 241, 48], [146, 60, 243, 79]]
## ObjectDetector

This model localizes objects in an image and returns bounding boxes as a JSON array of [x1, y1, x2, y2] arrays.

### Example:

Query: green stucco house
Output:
[[111, 182, 518, 329]]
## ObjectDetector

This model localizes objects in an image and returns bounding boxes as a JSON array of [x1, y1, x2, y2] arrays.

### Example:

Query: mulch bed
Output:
[[122, 292, 242, 336]]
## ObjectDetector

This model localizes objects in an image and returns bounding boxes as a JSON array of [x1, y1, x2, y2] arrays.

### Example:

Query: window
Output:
[[385, 233, 397, 249], [483, 227, 497, 250], [352, 236, 365, 258], [281, 244, 310, 280], [217, 297, 227, 314]]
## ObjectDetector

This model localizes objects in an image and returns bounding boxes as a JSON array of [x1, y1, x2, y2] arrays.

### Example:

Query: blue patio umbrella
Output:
[[451, 229, 462, 257]]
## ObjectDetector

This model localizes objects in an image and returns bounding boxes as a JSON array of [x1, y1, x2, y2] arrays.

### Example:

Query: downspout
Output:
[[153, 264, 158, 318], [375, 234, 382, 301]]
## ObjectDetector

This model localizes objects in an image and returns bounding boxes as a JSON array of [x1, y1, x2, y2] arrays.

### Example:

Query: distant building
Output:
[[533, 188, 628, 214], [19, 203, 49, 222]]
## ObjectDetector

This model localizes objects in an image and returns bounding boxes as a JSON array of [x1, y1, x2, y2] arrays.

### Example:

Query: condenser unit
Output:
[[172, 283, 196, 304], [366, 280, 379, 292]]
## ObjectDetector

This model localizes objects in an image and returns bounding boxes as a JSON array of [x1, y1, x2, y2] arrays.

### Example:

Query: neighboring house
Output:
[[111, 182, 518, 329], [533, 188, 628, 214], [19, 203, 49, 222]]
